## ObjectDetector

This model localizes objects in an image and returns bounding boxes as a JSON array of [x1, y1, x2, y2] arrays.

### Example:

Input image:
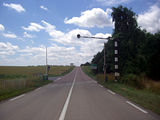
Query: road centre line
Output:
[[58, 69, 78, 120], [9, 94, 25, 101], [126, 101, 148, 114], [107, 90, 116, 95]]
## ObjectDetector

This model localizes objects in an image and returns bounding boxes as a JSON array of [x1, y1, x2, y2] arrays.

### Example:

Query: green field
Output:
[[0, 66, 74, 101], [82, 66, 160, 115]]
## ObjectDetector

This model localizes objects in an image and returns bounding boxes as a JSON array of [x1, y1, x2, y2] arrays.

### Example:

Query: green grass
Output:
[[0, 66, 74, 102], [48, 66, 74, 77], [0, 80, 51, 101], [81, 66, 160, 115]]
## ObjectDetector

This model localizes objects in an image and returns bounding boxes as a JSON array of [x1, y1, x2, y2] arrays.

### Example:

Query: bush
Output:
[[121, 74, 145, 89]]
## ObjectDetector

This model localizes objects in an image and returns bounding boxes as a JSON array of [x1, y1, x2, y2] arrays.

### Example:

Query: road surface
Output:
[[0, 67, 159, 120]]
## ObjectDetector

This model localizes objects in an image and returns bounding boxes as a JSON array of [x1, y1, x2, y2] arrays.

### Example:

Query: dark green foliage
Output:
[[92, 52, 104, 73], [112, 5, 137, 34], [144, 32, 160, 80], [90, 5, 160, 81], [81, 62, 91, 66]]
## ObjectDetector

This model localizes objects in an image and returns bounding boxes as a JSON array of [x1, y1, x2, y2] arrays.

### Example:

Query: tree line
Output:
[[83, 5, 160, 81]]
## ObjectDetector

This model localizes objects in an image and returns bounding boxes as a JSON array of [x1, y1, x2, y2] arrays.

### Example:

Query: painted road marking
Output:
[[35, 87, 41, 91], [9, 94, 25, 101], [93, 81, 97, 83], [107, 90, 116, 95], [59, 70, 78, 120], [99, 84, 103, 87], [126, 101, 148, 114], [55, 77, 61, 81]]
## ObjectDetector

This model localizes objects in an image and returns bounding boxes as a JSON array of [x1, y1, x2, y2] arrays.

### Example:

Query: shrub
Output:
[[121, 74, 145, 89]]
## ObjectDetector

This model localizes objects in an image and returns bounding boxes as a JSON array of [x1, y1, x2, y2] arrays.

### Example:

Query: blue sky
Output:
[[0, 0, 160, 66]]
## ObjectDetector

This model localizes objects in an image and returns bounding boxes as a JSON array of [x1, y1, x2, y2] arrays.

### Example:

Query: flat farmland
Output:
[[0, 66, 74, 101]]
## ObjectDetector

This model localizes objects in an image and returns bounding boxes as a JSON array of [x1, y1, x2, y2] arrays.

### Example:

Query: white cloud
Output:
[[0, 32, 111, 66], [3, 33, 17, 38], [23, 32, 35, 38], [0, 24, 5, 31], [3, 3, 25, 13], [1, 20, 111, 66], [22, 22, 44, 32], [64, 8, 112, 28], [96, 0, 130, 6], [45, 26, 111, 65], [138, 5, 160, 33], [0, 42, 19, 56], [40, 5, 48, 11], [41, 20, 65, 38]]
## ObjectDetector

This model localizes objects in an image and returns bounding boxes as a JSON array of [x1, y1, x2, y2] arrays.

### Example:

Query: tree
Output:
[[111, 5, 139, 75], [89, 5, 160, 81], [112, 5, 137, 34]]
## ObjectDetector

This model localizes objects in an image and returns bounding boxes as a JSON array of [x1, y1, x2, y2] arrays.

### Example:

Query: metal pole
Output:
[[77, 34, 111, 82], [104, 43, 107, 82], [114, 39, 119, 81], [46, 47, 48, 75]]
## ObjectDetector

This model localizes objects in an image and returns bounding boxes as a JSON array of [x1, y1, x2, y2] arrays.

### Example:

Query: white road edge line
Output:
[[59, 69, 78, 120], [126, 101, 148, 114], [99, 84, 103, 87], [107, 90, 116, 95], [36, 87, 41, 91], [93, 81, 97, 83], [9, 94, 25, 101], [55, 78, 61, 81]]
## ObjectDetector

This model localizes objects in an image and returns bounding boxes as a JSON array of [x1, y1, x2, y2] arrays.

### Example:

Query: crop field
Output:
[[0, 66, 74, 101]]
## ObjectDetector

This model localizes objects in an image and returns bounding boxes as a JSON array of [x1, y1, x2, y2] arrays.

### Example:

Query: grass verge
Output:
[[0, 66, 74, 102], [81, 66, 160, 115], [0, 80, 51, 101], [48, 66, 74, 77]]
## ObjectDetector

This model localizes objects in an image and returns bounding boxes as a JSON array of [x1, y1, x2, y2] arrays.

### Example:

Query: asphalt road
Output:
[[0, 67, 159, 120]]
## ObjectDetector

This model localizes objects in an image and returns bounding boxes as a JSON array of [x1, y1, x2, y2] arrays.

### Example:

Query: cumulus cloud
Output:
[[96, 0, 130, 6], [0, 30, 111, 65], [3, 33, 17, 38], [64, 8, 112, 28], [23, 32, 35, 38], [138, 5, 160, 33], [3, 20, 111, 66], [41, 20, 65, 38], [3, 3, 25, 13], [22, 22, 44, 32], [40, 5, 48, 11], [16, 38, 106, 66], [0, 42, 19, 56], [43, 23, 111, 65], [0, 24, 5, 31]]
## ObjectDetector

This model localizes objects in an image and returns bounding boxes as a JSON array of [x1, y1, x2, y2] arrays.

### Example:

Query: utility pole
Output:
[[104, 43, 107, 82], [46, 47, 48, 76], [114, 39, 119, 81]]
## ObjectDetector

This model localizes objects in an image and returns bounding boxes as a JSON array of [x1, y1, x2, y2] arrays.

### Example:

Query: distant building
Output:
[[70, 63, 74, 66]]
